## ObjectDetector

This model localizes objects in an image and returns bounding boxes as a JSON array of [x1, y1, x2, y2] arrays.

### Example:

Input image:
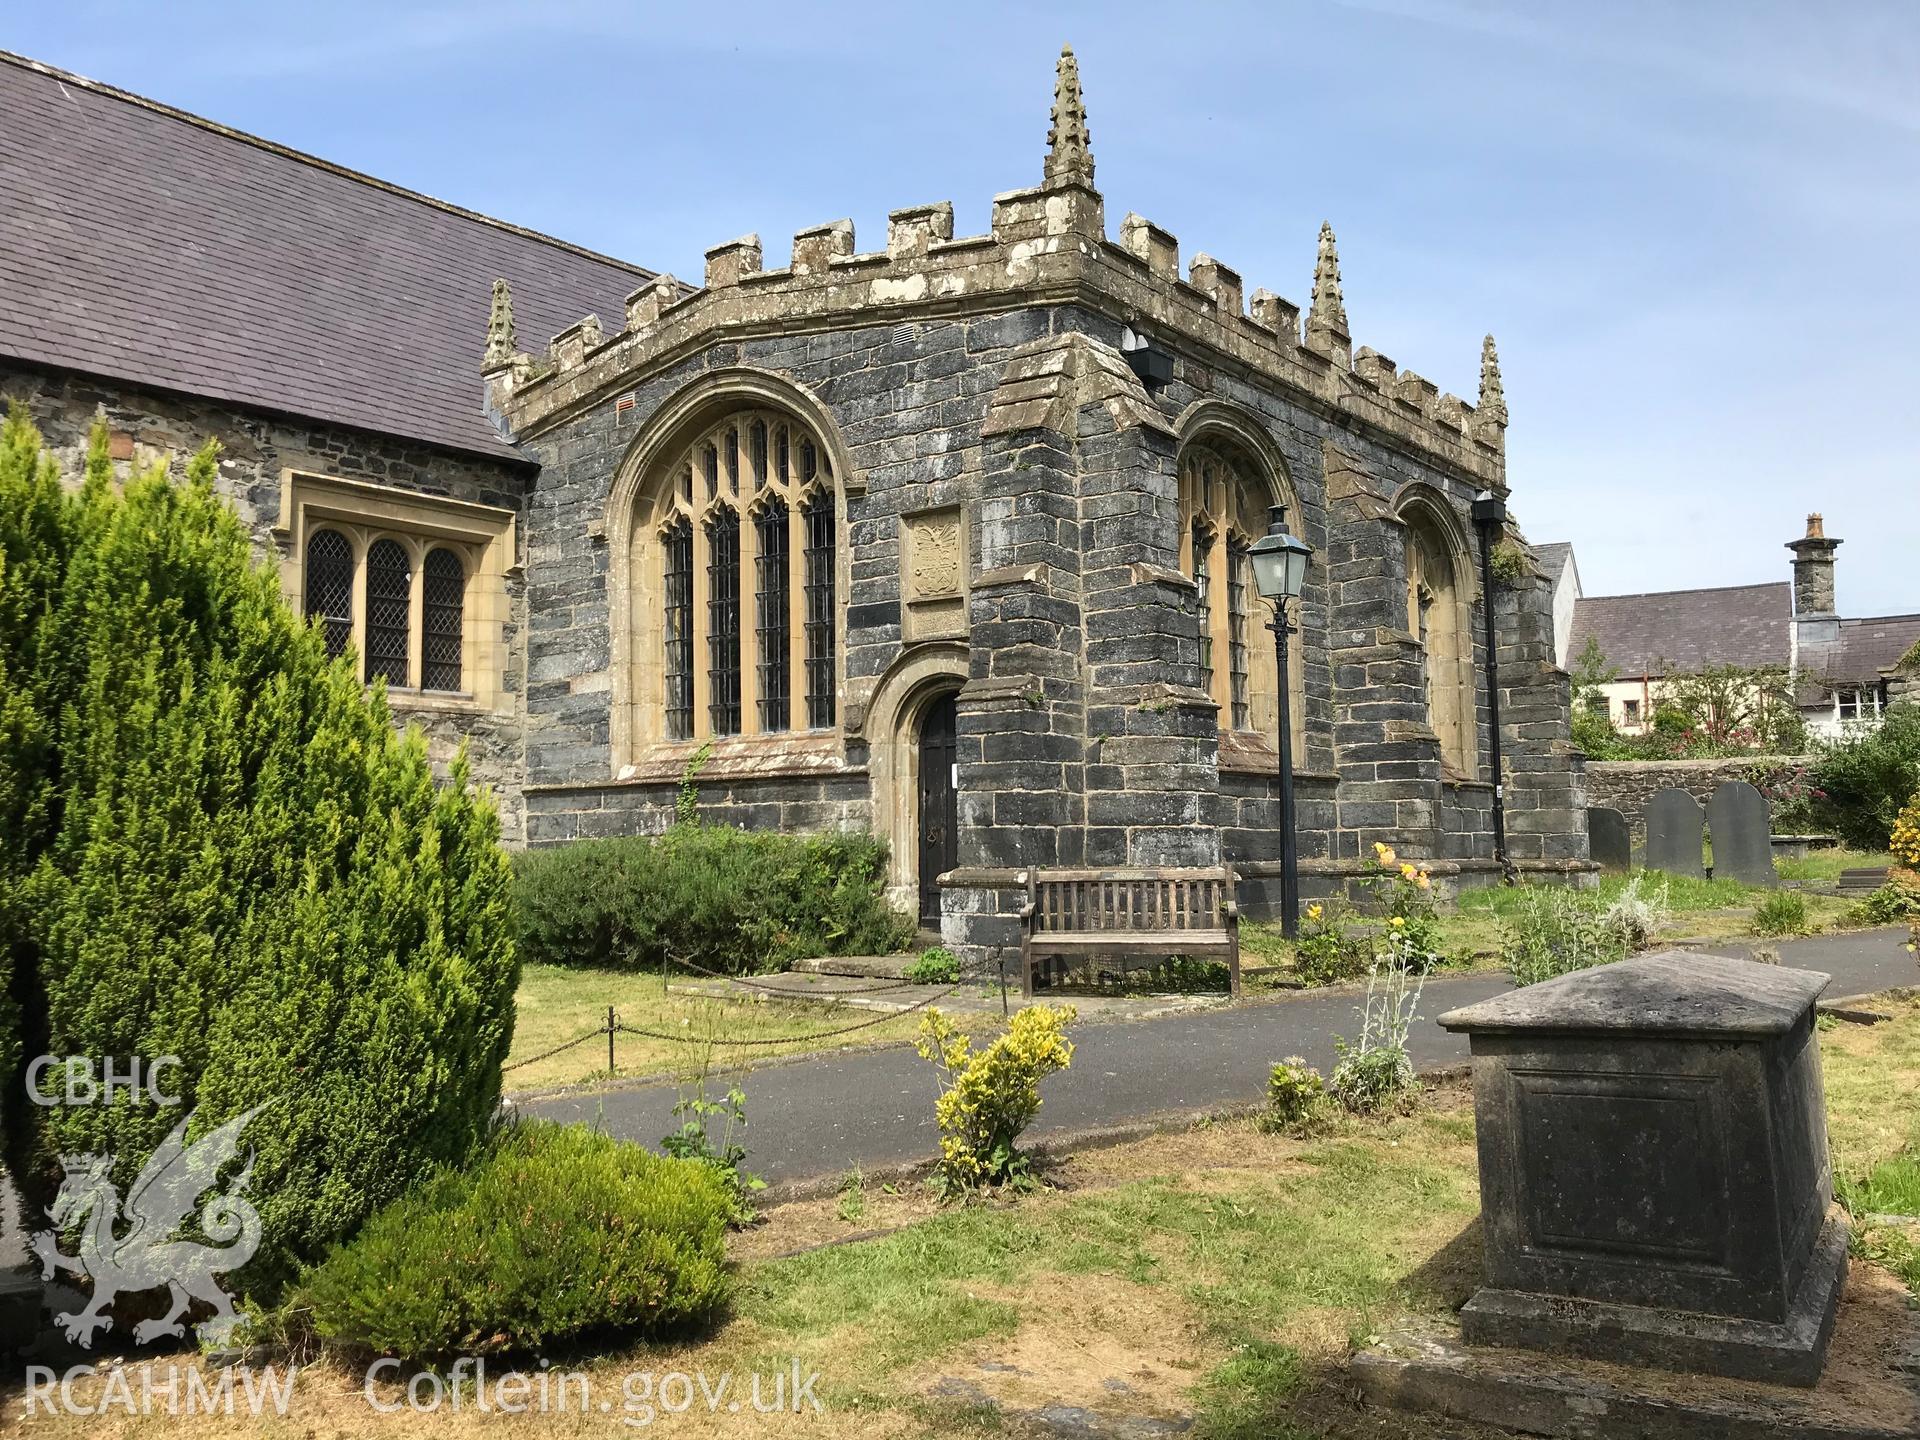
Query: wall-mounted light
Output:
[[1120, 325, 1174, 390]]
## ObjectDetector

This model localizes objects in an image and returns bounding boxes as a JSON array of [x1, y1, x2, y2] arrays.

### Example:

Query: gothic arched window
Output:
[[304, 528, 354, 661], [421, 547, 465, 692], [1177, 441, 1303, 759], [1398, 495, 1477, 775], [363, 538, 412, 687], [633, 410, 839, 745]]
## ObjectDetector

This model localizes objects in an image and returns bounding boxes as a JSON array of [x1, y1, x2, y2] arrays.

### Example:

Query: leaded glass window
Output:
[[804, 492, 836, 729], [421, 548, 465, 692], [706, 509, 741, 736], [639, 410, 839, 743], [304, 528, 354, 660], [364, 538, 411, 687], [1177, 440, 1298, 752], [1227, 542, 1250, 730], [755, 499, 790, 732], [1191, 521, 1213, 696], [664, 519, 694, 741]]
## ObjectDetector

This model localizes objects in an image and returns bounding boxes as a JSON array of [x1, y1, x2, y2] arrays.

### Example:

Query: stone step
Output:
[[1837, 868, 1891, 894], [789, 953, 917, 980]]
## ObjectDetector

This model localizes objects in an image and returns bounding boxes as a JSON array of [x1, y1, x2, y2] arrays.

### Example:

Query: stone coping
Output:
[[1440, 951, 1829, 1038]]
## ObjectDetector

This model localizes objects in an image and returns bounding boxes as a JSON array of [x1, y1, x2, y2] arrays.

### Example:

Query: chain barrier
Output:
[[502, 958, 1010, 1074], [502, 1026, 616, 1074]]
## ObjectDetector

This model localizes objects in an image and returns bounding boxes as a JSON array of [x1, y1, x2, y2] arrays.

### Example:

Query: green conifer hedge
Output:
[[0, 409, 519, 1292]]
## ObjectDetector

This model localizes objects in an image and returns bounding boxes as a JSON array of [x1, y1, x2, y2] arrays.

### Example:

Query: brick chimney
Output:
[[1786, 512, 1841, 675]]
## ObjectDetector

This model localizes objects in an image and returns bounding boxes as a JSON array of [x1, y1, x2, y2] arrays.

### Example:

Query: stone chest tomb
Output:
[[1440, 953, 1847, 1386]]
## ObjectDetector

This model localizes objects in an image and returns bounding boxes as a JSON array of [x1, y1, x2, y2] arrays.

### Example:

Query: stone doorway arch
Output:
[[860, 643, 969, 912]]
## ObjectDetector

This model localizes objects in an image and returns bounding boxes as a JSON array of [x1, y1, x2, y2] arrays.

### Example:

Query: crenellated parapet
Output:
[[491, 44, 1508, 488]]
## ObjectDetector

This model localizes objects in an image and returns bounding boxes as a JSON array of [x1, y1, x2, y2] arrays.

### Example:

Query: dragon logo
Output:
[[30, 1104, 270, 1347]]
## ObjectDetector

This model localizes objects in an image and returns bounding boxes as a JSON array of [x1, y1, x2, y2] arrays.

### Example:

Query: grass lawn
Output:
[[33, 1006, 1920, 1440], [33, 995, 1919, 1439], [1824, 992, 1920, 1293], [1778, 847, 1898, 884], [505, 962, 939, 1092], [1247, 856, 1896, 985]]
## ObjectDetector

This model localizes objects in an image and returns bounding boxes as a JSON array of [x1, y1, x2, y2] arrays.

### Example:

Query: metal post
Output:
[[1274, 602, 1301, 938], [1476, 519, 1513, 882], [607, 1005, 616, 1075]]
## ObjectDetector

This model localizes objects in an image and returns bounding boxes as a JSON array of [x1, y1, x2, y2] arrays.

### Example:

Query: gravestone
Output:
[[1439, 953, 1846, 1385], [1708, 779, 1777, 887], [1643, 788, 1705, 878], [1586, 806, 1631, 873]]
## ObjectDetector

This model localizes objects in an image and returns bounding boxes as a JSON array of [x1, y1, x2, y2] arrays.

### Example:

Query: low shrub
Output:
[[1501, 888, 1632, 988], [1260, 1057, 1331, 1134], [1359, 843, 1448, 969], [1142, 955, 1233, 993], [1328, 936, 1425, 1115], [1807, 703, 1920, 850], [295, 1122, 729, 1360], [906, 946, 960, 985], [1892, 793, 1920, 869], [1599, 874, 1672, 949], [1292, 902, 1371, 985], [660, 1071, 764, 1226], [1752, 889, 1811, 938], [1847, 873, 1920, 926], [916, 1004, 1076, 1193], [512, 826, 913, 974]]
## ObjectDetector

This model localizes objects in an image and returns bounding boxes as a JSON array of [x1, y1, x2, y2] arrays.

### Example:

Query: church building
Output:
[[0, 46, 1592, 956]]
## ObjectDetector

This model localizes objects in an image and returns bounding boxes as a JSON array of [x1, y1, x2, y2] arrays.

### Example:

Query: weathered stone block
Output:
[[1441, 954, 1845, 1386]]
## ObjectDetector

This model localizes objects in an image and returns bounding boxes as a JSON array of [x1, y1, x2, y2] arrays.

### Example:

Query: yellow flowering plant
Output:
[[1360, 841, 1444, 969], [1891, 791, 1920, 869], [1293, 896, 1370, 985], [915, 1004, 1077, 1193]]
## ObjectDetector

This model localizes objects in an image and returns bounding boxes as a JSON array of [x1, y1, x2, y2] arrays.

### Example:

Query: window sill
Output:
[[385, 687, 489, 716], [614, 730, 854, 784]]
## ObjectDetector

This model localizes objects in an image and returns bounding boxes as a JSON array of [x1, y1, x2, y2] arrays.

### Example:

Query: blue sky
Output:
[[12, 1, 1918, 615]]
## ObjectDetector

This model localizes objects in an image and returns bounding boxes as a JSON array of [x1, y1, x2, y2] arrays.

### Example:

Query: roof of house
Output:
[[1809, 613, 1920, 685], [1529, 541, 1575, 587], [1568, 581, 1792, 678], [0, 51, 656, 463]]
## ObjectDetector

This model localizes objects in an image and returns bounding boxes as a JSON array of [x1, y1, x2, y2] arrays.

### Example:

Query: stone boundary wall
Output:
[[1584, 756, 1806, 843]]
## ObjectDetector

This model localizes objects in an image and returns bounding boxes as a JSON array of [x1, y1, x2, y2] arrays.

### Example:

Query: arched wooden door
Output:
[[916, 692, 959, 927]]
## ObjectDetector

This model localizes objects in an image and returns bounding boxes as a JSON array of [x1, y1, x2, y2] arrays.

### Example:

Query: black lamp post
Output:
[[1470, 489, 1514, 882], [1248, 506, 1314, 938]]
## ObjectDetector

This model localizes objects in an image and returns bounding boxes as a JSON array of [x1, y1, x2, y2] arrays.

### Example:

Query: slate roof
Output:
[[1529, 541, 1574, 586], [1568, 581, 1792, 678], [1810, 614, 1920, 684], [0, 51, 656, 463]]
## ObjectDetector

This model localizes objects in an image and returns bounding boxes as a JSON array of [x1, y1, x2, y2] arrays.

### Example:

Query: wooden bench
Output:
[[1018, 865, 1240, 998]]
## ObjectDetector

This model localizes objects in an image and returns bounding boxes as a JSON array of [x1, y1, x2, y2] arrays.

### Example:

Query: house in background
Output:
[[1566, 580, 1789, 734], [1544, 514, 1918, 740], [1785, 516, 1920, 738], [1529, 540, 1580, 668]]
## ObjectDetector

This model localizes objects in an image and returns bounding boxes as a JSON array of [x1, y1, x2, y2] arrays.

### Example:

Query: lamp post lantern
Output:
[[1248, 505, 1314, 938], [1470, 489, 1514, 882]]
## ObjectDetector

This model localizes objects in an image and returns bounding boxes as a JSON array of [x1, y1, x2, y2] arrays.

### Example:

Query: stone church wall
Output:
[[0, 360, 533, 842], [512, 305, 1067, 847], [490, 46, 1595, 935]]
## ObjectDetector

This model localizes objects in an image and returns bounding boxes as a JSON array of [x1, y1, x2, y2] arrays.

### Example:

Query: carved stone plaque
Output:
[[904, 507, 966, 641], [905, 508, 963, 601]]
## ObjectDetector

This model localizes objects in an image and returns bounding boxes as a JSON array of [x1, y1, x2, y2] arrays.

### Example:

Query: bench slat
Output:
[[1030, 931, 1232, 954]]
